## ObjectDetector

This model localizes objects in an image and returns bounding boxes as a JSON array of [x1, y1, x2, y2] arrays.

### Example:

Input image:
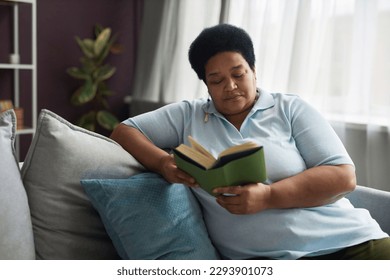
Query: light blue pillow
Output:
[[81, 172, 220, 260]]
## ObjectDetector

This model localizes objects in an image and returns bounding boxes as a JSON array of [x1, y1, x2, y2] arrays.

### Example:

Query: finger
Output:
[[216, 194, 241, 206], [216, 200, 244, 215], [172, 160, 198, 186], [176, 170, 198, 187], [212, 185, 242, 196]]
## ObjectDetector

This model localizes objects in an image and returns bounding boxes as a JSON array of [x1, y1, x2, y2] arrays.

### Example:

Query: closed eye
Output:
[[233, 72, 245, 78], [210, 79, 223, 85]]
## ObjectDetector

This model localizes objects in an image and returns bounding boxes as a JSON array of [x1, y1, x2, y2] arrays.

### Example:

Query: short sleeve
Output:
[[289, 97, 354, 168], [122, 101, 191, 149]]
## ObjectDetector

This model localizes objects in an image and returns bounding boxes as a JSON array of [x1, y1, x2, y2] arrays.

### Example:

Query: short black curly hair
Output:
[[188, 24, 256, 82]]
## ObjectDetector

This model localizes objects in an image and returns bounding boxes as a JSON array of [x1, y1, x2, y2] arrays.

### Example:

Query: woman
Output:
[[111, 24, 390, 259]]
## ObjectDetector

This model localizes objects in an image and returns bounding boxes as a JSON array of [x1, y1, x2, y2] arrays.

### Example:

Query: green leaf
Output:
[[79, 57, 95, 74], [66, 67, 89, 80], [96, 110, 119, 130], [99, 89, 115, 97], [70, 79, 97, 105], [96, 33, 118, 65], [76, 37, 95, 58], [94, 28, 111, 56], [76, 111, 96, 131], [94, 24, 104, 37], [94, 65, 116, 82]]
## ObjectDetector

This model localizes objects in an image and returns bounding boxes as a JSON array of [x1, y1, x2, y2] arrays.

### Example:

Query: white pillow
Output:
[[0, 110, 35, 259], [21, 109, 143, 259]]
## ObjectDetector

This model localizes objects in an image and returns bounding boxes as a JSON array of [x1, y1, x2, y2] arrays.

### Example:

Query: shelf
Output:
[[16, 127, 35, 135], [0, 63, 34, 70], [0, 0, 34, 4], [0, 0, 36, 160]]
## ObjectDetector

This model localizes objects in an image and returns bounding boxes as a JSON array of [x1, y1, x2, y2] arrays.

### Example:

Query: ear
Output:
[[251, 67, 257, 84], [252, 66, 257, 78]]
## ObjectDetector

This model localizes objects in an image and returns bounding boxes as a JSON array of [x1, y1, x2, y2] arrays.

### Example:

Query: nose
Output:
[[224, 77, 237, 91]]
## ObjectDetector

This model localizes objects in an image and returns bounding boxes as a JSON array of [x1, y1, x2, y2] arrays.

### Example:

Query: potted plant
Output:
[[67, 25, 120, 132]]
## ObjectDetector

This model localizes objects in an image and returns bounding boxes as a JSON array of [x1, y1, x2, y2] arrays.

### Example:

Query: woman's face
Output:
[[205, 51, 257, 120]]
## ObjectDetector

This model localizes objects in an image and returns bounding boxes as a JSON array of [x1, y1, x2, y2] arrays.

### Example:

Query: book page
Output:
[[175, 137, 261, 170], [188, 136, 215, 160], [218, 142, 260, 158], [174, 144, 216, 169]]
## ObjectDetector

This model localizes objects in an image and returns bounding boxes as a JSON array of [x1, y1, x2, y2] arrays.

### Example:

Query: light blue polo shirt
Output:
[[123, 89, 388, 259]]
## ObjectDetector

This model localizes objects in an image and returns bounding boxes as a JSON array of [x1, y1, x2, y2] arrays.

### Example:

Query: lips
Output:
[[224, 94, 243, 101]]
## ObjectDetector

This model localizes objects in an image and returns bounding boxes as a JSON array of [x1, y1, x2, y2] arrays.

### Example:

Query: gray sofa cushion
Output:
[[347, 185, 390, 235], [21, 109, 143, 259], [0, 110, 35, 259]]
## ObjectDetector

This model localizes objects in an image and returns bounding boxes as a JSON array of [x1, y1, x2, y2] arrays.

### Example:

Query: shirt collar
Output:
[[253, 88, 275, 111]]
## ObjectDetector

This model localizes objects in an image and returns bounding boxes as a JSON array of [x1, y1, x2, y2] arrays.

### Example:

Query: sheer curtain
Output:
[[224, 0, 390, 190], [130, 0, 221, 104], [224, 0, 390, 125], [130, 0, 390, 190]]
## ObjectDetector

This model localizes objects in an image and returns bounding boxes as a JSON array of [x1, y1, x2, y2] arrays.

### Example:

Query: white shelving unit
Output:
[[0, 0, 37, 155]]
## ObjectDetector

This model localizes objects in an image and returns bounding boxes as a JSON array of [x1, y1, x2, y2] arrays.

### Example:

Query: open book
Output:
[[173, 136, 267, 195]]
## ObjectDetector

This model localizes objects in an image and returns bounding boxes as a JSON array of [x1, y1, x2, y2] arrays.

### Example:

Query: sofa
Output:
[[1, 109, 389, 260]]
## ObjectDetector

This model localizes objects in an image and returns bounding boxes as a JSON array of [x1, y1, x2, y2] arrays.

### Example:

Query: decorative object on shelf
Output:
[[9, 53, 20, 64], [0, 100, 14, 112], [67, 24, 121, 132], [14, 107, 24, 129], [0, 99, 24, 129]]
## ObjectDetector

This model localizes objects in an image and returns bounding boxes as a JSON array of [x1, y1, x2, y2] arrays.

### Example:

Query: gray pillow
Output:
[[0, 110, 35, 259], [21, 109, 143, 259]]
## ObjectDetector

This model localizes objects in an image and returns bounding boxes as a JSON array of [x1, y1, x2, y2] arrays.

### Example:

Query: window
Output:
[[225, 0, 390, 126]]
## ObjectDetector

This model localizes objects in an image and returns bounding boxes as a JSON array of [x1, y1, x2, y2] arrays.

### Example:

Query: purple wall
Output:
[[1, 0, 143, 159], [38, 0, 143, 122]]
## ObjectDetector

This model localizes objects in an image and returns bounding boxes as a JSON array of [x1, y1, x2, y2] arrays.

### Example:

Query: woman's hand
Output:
[[213, 164, 356, 215], [159, 154, 199, 188], [213, 183, 271, 215]]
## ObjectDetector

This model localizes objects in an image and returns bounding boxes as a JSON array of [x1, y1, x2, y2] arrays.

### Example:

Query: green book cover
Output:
[[173, 140, 267, 195]]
